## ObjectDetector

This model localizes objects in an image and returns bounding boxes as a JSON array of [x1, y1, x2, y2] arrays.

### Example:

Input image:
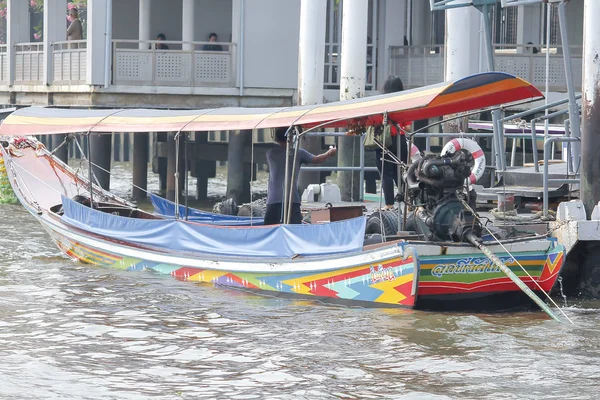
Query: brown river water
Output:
[[0, 163, 599, 399]]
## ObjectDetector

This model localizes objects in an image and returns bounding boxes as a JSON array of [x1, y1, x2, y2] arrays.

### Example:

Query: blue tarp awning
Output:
[[61, 196, 366, 259], [150, 194, 264, 226]]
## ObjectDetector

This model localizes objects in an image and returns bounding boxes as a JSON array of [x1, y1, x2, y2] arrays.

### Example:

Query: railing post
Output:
[[531, 119, 539, 172], [43, 0, 67, 86]]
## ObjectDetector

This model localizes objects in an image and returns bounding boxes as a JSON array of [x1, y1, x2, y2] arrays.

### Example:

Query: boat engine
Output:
[[405, 148, 482, 242]]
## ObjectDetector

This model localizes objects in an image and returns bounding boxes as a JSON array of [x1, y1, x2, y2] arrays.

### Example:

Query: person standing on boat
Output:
[[264, 127, 337, 225], [376, 75, 408, 210]]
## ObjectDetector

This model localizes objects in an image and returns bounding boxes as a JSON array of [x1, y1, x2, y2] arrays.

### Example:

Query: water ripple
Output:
[[2, 201, 600, 399]]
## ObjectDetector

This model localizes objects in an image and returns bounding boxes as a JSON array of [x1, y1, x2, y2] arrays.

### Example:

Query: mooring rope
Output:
[[458, 193, 574, 324]]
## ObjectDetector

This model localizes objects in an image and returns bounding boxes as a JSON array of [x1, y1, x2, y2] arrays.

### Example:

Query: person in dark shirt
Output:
[[203, 33, 223, 51], [264, 127, 337, 225], [155, 33, 169, 50], [375, 76, 408, 210]]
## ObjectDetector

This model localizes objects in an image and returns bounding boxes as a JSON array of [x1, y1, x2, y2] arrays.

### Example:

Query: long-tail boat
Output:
[[0, 72, 565, 311]]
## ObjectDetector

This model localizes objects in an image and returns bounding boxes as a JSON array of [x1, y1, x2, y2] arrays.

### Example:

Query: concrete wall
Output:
[[112, 0, 139, 40], [565, 0, 583, 49], [378, 0, 406, 90], [241, 0, 301, 89], [112, 0, 232, 43], [195, 0, 233, 43], [150, 0, 183, 41], [517, 4, 542, 47]]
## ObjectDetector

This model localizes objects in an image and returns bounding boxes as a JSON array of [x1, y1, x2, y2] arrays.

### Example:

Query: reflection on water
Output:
[[1, 188, 600, 399]]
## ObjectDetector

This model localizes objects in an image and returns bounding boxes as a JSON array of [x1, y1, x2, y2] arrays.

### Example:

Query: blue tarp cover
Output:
[[60, 196, 366, 258], [149, 194, 264, 226]]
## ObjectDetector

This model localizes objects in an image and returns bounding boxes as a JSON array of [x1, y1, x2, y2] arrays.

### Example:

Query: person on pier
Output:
[[376, 75, 409, 210], [264, 127, 337, 225]]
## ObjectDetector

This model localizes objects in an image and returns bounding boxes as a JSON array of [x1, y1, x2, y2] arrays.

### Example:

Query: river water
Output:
[[1, 164, 600, 399]]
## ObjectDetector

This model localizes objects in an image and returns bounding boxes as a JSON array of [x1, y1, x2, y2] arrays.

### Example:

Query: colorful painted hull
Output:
[[2, 140, 566, 311], [41, 213, 417, 307], [415, 242, 565, 310]]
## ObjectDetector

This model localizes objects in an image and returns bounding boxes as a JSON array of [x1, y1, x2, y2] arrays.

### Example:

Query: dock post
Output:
[[89, 132, 112, 190], [155, 132, 168, 196], [132, 132, 149, 201], [165, 132, 185, 202], [338, 0, 368, 201], [194, 131, 216, 201], [297, 0, 326, 194], [581, 0, 600, 217], [226, 130, 251, 204], [166, 132, 177, 201]]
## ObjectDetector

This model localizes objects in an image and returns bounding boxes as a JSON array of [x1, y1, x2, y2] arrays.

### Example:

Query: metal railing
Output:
[[52, 40, 87, 84], [112, 39, 237, 87], [324, 43, 377, 91], [543, 136, 580, 217], [389, 43, 583, 92], [0, 45, 8, 85], [14, 42, 44, 85]]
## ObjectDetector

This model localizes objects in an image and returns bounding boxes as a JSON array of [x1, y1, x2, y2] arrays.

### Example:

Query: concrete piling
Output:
[[194, 131, 216, 201], [226, 130, 251, 204], [338, 0, 368, 201], [132, 132, 149, 201], [89, 133, 112, 190], [297, 0, 326, 193]]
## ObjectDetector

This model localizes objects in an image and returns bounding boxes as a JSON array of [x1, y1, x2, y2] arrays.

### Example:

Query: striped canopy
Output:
[[0, 72, 542, 136]]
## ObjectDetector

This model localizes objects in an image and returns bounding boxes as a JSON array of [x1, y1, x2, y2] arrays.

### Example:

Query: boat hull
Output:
[[414, 243, 565, 310], [47, 207, 564, 311], [42, 215, 418, 308], [2, 141, 565, 311]]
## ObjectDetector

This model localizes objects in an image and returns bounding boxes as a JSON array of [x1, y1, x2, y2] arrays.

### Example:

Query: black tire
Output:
[[365, 210, 399, 236]]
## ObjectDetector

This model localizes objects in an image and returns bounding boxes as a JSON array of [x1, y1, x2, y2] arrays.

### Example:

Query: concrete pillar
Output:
[[226, 130, 251, 204], [297, 0, 326, 193], [581, 0, 600, 216], [89, 133, 112, 190], [337, 0, 368, 202], [43, 0, 68, 85], [139, 0, 151, 50], [7, 0, 29, 86], [132, 132, 149, 201], [86, 0, 110, 85], [182, 0, 195, 51], [379, 0, 406, 81], [516, 4, 542, 52], [411, 0, 430, 47], [443, 2, 483, 149], [445, 2, 481, 81], [195, 132, 216, 201], [155, 132, 168, 195]]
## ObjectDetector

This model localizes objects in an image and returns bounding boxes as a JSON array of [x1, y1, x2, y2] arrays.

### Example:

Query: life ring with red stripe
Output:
[[441, 138, 486, 184], [410, 143, 422, 163]]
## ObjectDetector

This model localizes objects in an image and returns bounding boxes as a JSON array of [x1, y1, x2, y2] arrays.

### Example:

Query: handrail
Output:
[[112, 39, 236, 50], [543, 136, 580, 217], [500, 94, 581, 123]]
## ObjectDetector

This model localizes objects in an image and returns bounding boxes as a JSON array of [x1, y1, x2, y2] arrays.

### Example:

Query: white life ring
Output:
[[441, 138, 486, 184], [410, 143, 422, 163]]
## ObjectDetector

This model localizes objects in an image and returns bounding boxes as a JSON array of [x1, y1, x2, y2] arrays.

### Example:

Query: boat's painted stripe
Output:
[[40, 214, 407, 273], [45, 223, 418, 305]]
